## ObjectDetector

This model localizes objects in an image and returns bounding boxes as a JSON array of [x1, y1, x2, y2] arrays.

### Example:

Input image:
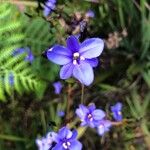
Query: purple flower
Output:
[[53, 127, 82, 150], [97, 120, 112, 136], [13, 47, 34, 63], [53, 81, 63, 94], [25, 49, 34, 63], [85, 10, 95, 18], [13, 48, 25, 56], [43, 0, 56, 17], [76, 104, 105, 128], [36, 131, 57, 150], [9, 72, 14, 86], [111, 102, 123, 121], [57, 110, 65, 117], [47, 35, 104, 86], [36, 137, 51, 150]]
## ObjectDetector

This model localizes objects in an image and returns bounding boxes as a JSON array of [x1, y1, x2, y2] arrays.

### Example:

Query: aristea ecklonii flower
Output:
[[57, 110, 65, 117], [53, 81, 63, 94], [43, 0, 56, 17], [111, 102, 123, 121], [53, 127, 82, 150], [97, 120, 112, 136], [85, 10, 95, 18], [47, 35, 104, 86], [76, 104, 105, 128], [9, 72, 14, 86], [36, 131, 57, 150], [25, 49, 34, 63], [13, 47, 34, 63]]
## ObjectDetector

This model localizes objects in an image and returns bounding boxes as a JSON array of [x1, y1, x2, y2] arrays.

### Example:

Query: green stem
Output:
[[81, 84, 84, 104], [66, 84, 72, 123]]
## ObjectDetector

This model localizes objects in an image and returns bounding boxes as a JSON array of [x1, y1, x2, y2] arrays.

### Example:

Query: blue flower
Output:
[[96, 120, 112, 136], [36, 131, 57, 150], [25, 49, 34, 63], [57, 110, 65, 117], [13, 47, 34, 63], [9, 72, 14, 86], [53, 127, 82, 150], [13, 48, 25, 56], [53, 81, 63, 94], [47, 35, 104, 86], [43, 0, 56, 17], [111, 102, 123, 121], [76, 104, 105, 128], [85, 10, 95, 18]]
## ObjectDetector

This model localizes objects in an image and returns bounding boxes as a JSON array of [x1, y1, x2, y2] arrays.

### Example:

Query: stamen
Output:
[[73, 60, 77, 65], [118, 111, 122, 115], [88, 114, 93, 121], [99, 124, 103, 129], [73, 52, 80, 57], [80, 56, 85, 60], [62, 142, 71, 149]]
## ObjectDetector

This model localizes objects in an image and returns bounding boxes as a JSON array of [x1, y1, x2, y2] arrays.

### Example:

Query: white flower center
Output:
[[73, 52, 80, 58], [62, 142, 71, 149], [118, 111, 122, 115], [99, 124, 104, 129], [88, 113, 93, 121], [73, 52, 85, 65]]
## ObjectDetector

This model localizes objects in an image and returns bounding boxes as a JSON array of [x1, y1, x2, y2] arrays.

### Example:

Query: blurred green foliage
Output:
[[0, 0, 149, 150]]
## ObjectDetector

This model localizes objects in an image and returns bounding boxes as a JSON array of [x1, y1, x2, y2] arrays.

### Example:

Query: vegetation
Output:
[[0, 0, 149, 149]]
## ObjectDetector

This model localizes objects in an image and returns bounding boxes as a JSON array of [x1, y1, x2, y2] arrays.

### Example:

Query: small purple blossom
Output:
[[13, 48, 25, 56], [85, 10, 95, 18], [43, 0, 56, 17], [47, 35, 104, 86], [25, 49, 34, 63], [9, 72, 14, 86], [13, 47, 34, 63], [111, 102, 123, 121], [97, 120, 112, 136], [53, 81, 63, 94], [76, 104, 105, 128], [57, 110, 65, 117], [36, 131, 57, 150], [53, 127, 82, 150]]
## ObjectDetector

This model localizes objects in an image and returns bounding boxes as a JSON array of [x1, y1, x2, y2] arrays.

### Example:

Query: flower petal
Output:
[[88, 103, 96, 112], [73, 62, 94, 86], [70, 141, 82, 150], [76, 104, 89, 120], [66, 35, 80, 52], [97, 120, 112, 136], [85, 58, 99, 67], [92, 109, 105, 121], [53, 143, 63, 150], [60, 63, 74, 79], [70, 130, 78, 140], [58, 127, 72, 139], [47, 45, 72, 65], [79, 38, 104, 59]]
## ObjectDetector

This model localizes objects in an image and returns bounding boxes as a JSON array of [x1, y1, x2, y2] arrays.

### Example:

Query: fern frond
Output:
[[0, 4, 46, 101]]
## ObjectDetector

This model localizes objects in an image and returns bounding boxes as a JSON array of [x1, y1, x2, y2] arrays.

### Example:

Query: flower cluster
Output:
[[36, 127, 82, 150], [13, 47, 34, 63], [76, 102, 123, 136], [47, 35, 104, 86]]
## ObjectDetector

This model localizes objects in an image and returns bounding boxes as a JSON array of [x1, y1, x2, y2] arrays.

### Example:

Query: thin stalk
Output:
[[66, 83, 72, 124], [81, 84, 84, 104]]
